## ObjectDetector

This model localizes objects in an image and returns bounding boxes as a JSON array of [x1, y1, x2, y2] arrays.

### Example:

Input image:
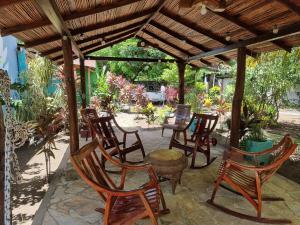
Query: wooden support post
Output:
[[230, 47, 246, 148], [62, 37, 79, 155], [79, 58, 87, 108], [0, 106, 4, 225], [177, 61, 186, 104]]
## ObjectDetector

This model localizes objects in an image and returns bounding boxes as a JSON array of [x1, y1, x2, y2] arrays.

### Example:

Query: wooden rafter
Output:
[[85, 56, 177, 63], [133, 0, 167, 38], [24, 8, 156, 48], [82, 34, 134, 57], [188, 22, 300, 62], [160, 8, 257, 58], [35, 0, 83, 59], [276, 0, 300, 16], [2, 0, 142, 36], [0, 0, 25, 8], [137, 36, 201, 68], [142, 29, 211, 67], [81, 31, 136, 52], [149, 21, 230, 62], [53, 34, 134, 62], [209, 9, 291, 52], [25, 20, 145, 49], [77, 21, 146, 45], [42, 27, 139, 56]]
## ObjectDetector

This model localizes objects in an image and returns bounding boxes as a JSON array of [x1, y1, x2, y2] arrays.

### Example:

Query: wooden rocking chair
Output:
[[71, 140, 169, 225], [207, 134, 298, 224], [81, 108, 145, 164], [169, 113, 219, 169], [162, 104, 191, 137], [80, 108, 99, 141]]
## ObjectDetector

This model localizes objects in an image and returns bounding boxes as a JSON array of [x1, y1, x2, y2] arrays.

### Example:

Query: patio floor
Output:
[[37, 114, 300, 225]]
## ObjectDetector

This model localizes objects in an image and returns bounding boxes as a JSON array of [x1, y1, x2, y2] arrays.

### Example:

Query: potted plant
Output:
[[242, 124, 273, 165]]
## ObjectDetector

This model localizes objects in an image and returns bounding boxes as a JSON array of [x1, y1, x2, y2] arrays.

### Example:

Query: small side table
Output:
[[145, 149, 187, 194]]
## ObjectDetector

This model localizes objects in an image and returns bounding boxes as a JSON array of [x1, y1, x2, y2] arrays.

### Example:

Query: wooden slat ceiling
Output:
[[0, 0, 300, 67]]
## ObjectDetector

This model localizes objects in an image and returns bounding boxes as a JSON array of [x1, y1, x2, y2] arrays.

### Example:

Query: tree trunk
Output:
[[0, 106, 5, 225]]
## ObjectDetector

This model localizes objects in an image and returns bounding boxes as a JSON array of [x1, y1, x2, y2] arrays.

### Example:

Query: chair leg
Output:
[[162, 128, 164, 137], [159, 191, 170, 215], [141, 145, 146, 158], [209, 177, 223, 203], [169, 132, 175, 149], [190, 148, 197, 168]]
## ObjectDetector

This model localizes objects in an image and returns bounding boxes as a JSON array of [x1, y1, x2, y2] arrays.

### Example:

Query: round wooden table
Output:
[[145, 149, 188, 194]]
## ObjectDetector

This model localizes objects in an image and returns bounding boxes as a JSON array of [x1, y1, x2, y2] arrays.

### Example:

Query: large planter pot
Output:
[[245, 140, 273, 165]]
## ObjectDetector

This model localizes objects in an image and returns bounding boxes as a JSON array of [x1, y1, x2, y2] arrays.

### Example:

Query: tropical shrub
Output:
[[142, 102, 157, 126], [165, 86, 178, 104], [156, 105, 174, 124]]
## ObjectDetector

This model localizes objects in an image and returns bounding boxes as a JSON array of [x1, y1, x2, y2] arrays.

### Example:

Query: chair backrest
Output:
[[261, 135, 298, 183], [175, 104, 191, 124], [90, 116, 119, 148], [70, 140, 118, 198], [192, 113, 219, 138], [81, 108, 99, 123]]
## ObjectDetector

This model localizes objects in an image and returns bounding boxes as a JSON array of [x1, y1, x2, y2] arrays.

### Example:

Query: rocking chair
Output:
[[161, 104, 191, 137], [207, 134, 298, 224], [81, 108, 145, 164], [71, 140, 169, 225], [169, 113, 219, 169], [80, 108, 99, 141]]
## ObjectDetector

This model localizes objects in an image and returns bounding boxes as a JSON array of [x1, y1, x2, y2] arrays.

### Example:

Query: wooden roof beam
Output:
[[84, 56, 177, 63], [160, 8, 257, 58], [2, 0, 142, 36], [76, 20, 145, 45], [42, 27, 140, 56], [209, 9, 292, 52], [133, 0, 167, 38], [53, 34, 134, 62], [149, 21, 230, 62], [137, 36, 201, 68], [276, 0, 300, 16], [24, 8, 156, 48], [0, 0, 25, 8], [187, 22, 300, 62], [36, 0, 83, 59], [142, 29, 212, 67], [81, 31, 136, 52], [83, 34, 134, 55]]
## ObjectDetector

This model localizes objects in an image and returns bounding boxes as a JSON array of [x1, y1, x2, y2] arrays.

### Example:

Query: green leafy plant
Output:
[[157, 105, 174, 124], [142, 102, 157, 126], [246, 124, 266, 142], [37, 135, 58, 183]]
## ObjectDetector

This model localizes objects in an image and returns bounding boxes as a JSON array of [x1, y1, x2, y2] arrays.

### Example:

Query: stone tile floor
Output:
[[37, 118, 300, 225]]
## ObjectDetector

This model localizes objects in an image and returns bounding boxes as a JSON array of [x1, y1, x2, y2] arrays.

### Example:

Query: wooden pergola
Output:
[[1, 0, 300, 223]]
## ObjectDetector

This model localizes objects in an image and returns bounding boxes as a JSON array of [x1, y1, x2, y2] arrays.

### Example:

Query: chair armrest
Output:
[[111, 116, 138, 134], [230, 146, 275, 156], [123, 130, 139, 134], [226, 159, 278, 172]]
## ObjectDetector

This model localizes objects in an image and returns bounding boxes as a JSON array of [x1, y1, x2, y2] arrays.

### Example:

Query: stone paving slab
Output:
[[37, 124, 300, 225]]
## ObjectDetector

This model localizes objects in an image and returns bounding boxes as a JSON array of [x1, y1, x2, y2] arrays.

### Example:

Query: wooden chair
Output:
[[71, 140, 169, 225], [207, 134, 298, 224], [80, 108, 99, 141], [81, 108, 145, 164], [169, 113, 219, 169], [162, 104, 191, 137]]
